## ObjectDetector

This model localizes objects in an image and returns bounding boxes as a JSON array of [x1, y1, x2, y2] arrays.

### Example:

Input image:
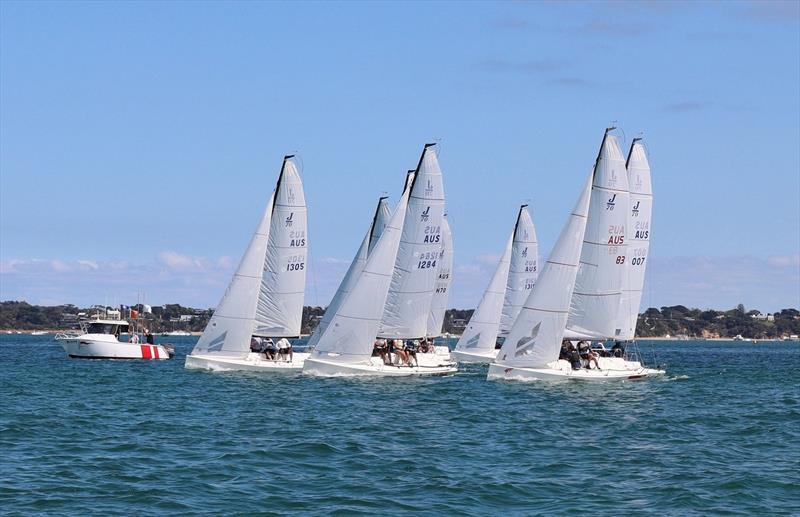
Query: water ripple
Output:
[[1, 337, 799, 514]]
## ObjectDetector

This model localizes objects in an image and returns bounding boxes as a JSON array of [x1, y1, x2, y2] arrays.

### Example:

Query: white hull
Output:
[[58, 335, 172, 360], [304, 355, 457, 377], [487, 357, 664, 382], [185, 352, 309, 372], [451, 348, 499, 364]]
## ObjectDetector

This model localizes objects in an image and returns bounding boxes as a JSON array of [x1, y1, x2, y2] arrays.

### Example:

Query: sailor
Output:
[[130, 333, 140, 344], [611, 341, 625, 358], [392, 339, 409, 366], [263, 338, 277, 360], [250, 336, 262, 353], [568, 343, 582, 370], [405, 339, 419, 367], [276, 338, 292, 362], [374, 339, 390, 365], [578, 341, 601, 370], [145, 330, 155, 345], [559, 340, 570, 361]]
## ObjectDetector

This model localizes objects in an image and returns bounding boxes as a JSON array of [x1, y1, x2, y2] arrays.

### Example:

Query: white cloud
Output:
[[157, 250, 201, 270]]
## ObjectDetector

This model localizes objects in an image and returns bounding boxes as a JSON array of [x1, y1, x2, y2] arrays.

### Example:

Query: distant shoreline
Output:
[[1, 330, 797, 342]]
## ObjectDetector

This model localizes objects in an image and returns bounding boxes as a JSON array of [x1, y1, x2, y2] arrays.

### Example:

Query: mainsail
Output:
[[254, 156, 308, 337], [499, 205, 539, 336], [307, 196, 391, 349], [566, 129, 630, 340], [617, 138, 653, 340], [495, 174, 592, 367], [427, 214, 453, 337], [454, 233, 512, 354], [378, 144, 446, 338], [311, 179, 411, 363]]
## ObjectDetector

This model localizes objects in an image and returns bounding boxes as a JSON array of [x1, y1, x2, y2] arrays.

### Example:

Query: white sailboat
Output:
[[304, 144, 457, 376], [185, 155, 309, 372], [306, 196, 391, 350], [617, 138, 653, 340], [452, 204, 538, 363], [488, 130, 664, 381]]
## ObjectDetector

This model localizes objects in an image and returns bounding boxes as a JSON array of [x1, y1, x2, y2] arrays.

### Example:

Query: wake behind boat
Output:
[[185, 155, 309, 372]]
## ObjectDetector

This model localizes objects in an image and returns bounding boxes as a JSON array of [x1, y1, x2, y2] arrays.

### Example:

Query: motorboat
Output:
[[56, 316, 173, 360]]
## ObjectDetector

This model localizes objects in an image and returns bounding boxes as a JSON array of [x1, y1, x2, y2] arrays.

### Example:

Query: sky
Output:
[[1, 0, 798, 313]]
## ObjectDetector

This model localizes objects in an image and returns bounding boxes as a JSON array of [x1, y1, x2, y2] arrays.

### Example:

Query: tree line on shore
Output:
[[1, 300, 798, 339]]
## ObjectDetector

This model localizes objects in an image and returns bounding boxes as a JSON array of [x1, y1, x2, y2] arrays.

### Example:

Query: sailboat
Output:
[[488, 129, 664, 381], [452, 205, 538, 363], [185, 155, 309, 372], [306, 196, 391, 350], [303, 144, 457, 376]]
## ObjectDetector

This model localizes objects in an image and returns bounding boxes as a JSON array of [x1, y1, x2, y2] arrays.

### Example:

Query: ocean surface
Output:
[[1, 336, 798, 515]]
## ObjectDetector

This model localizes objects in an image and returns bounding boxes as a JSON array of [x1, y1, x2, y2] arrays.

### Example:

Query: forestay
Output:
[[190, 194, 275, 356], [454, 233, 512, 354], [254, 157, 308, 337], [379, 144, 446, 338], [566, 130, 630, 340], [617, 139, 653, 340], [496, 174, 592, 368], [311, 180, 411, 363], [499, 205, 539, 337], [427, 215, 453, 337], [307, 197, 391, 349]]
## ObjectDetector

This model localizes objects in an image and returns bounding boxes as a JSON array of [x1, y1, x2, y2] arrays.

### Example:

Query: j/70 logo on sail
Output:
[[425, 179, 434, 197], [421, 206, 430, 222], [285, 213, 294, 227], [632, 201, 640, 217], [606, 194, 616, 211]]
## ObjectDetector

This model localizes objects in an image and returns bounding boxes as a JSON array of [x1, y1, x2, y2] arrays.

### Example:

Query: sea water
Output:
[[1, 336, 798, 515]]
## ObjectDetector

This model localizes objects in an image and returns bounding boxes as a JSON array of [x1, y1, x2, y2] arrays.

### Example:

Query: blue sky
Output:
[[1, 1, 798, 312]]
